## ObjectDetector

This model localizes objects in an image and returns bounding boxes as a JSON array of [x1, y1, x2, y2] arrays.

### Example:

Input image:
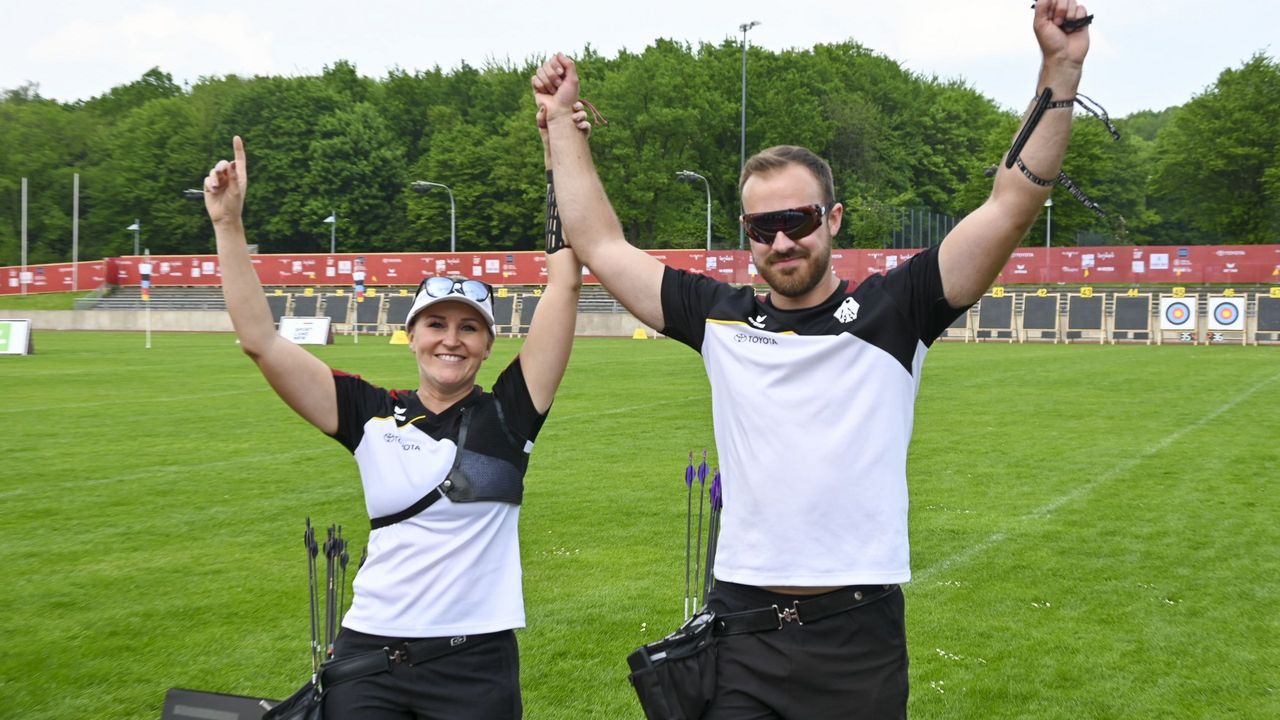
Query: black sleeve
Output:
[[660, 266, 736, 351], [879, 245, 970, 345], [328, 370, 393, 453], [490, 356, 548, 445]]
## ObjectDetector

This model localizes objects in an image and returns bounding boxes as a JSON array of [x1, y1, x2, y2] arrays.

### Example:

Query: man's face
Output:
[[740, 164, 844, 299]]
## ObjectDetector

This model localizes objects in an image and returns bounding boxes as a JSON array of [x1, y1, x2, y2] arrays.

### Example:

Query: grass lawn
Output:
[[0, 332, 1276, 718], [0, 291, 90, 311]]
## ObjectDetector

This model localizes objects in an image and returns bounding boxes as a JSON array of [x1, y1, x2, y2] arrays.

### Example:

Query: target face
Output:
[[1208, 297, 1245, 331], [1165, 302, 1191, 325], [1160, 296, 1199, 331]]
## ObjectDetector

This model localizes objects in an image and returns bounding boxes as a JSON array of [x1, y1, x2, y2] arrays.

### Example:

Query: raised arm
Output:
[[205, 136, 338, 434], [937, 0, 1091, 307], [519, 106, 588, 414], [533, 53, 667, 331]]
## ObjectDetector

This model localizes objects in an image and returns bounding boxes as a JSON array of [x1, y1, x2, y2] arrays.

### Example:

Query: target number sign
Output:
[[1080, 286, 1094, 298]]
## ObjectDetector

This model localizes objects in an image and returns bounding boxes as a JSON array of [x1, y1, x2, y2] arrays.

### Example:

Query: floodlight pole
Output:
[[73, 173, 79, 292], [20, 177, 27, 296], [677, 171, 712, 251], [323, 213, 337, 254], [410, 181, 456, 252], [126, 219, 140, 256], [738, 20, 760, 250], [1044, 196, 1053, 249]]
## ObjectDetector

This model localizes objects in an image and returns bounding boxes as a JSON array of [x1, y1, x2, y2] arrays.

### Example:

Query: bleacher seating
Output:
[[67, 283, 1277, 343], [353, 295, 382, 331], [321, 294, 351, 326], [291, 294, 319, 317], [265, 294, 289, 325], [384, 294, 415, 333]]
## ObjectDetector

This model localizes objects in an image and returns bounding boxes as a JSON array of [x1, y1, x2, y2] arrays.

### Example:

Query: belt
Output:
[[713, 584, 898, 636], [320, 633, 480, 687]]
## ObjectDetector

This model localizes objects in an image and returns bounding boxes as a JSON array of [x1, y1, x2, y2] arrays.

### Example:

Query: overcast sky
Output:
[[5, 1, 1276, 117]]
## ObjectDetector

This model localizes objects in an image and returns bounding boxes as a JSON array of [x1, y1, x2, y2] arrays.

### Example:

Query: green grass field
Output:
[[1, 332, 1277, 719], [0, 291, 90, 311]]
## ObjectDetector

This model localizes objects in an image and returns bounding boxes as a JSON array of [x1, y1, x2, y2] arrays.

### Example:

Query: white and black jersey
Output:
[[327, 358, 547, 637], [661, 245, 967, 586]]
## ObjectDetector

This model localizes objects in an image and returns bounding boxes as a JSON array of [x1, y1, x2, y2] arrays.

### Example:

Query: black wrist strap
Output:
[[545, 170, 565, 254], [1008, 90, 1120, 217], [1005, 88, 1054, 169], [1028, 4, 1094, 33]]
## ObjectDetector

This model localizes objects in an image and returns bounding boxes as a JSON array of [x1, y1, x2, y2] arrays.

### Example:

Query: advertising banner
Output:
[[4, 245, 1279, 295]]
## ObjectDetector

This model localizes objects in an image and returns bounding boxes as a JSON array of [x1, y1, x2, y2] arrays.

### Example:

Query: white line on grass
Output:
[[913, 369, 1280, 586]]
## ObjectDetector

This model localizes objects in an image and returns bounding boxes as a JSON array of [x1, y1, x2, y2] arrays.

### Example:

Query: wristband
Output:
[[545, 170, 566, 254]]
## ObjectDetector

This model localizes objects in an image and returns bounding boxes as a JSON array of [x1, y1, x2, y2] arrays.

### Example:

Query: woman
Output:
[[203, 106, 591, 719]]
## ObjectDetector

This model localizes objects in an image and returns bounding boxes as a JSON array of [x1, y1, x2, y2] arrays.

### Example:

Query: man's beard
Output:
[[759, 242, 832, 299]]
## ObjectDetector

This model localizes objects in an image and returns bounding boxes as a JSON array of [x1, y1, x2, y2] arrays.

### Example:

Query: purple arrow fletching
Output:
[[697, 449, 708, 485], [710, 470, 722, 510], [685, 452, 694, 487]]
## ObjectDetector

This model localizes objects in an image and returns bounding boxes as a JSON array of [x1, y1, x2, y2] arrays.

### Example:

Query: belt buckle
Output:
[[385, 642, 410, 664], [772, 601, 802, 629]]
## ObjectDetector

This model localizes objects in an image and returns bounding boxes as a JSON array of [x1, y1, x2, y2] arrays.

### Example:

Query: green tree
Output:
[[209, 76, 345, 251], [1150, 54, 1280, 244], [299, 102, 408, 252], [0, 86, 93, 265]]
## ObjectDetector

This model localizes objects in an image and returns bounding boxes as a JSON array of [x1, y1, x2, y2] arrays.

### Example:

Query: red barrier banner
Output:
[[4, 245, 1278, 296], [2, 261, 107, 295]]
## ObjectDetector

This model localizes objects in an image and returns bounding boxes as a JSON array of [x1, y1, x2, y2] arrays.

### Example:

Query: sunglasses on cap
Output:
[[740, 204, 828, 245], [416, 276, 493, 302]]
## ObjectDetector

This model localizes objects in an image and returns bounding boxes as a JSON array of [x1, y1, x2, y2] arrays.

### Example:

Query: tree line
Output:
[[1, 41, 1277, 267]]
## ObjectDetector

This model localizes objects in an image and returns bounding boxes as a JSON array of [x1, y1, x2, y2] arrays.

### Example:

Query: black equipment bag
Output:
[[260, 678, 321, 720], [626, 609, 718, 720]]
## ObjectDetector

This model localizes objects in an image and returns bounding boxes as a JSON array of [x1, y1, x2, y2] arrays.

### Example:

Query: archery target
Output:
[[1208, 297, 1245, 331], [1160, 296, 1197, 330]]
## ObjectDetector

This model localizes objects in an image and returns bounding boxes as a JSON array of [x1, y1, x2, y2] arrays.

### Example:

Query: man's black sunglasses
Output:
[[740, 204, 828, 245]]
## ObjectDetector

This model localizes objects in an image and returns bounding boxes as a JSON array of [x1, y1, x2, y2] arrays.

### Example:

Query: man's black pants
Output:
[[322, 627, 521, 720], [703, 581, 908, 720]]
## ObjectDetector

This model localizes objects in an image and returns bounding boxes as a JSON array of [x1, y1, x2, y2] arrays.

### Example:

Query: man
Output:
[[534, 1, 1091, 716]]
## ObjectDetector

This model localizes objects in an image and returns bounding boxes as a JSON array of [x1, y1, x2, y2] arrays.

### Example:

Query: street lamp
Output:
[[677, 171, 712, 251], [738, 20, 761, 250], [322, 213, 336, 254], [410, 180, 456, 252], [1044, 196, 1053, 249], [126, 220, 140, 256]]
